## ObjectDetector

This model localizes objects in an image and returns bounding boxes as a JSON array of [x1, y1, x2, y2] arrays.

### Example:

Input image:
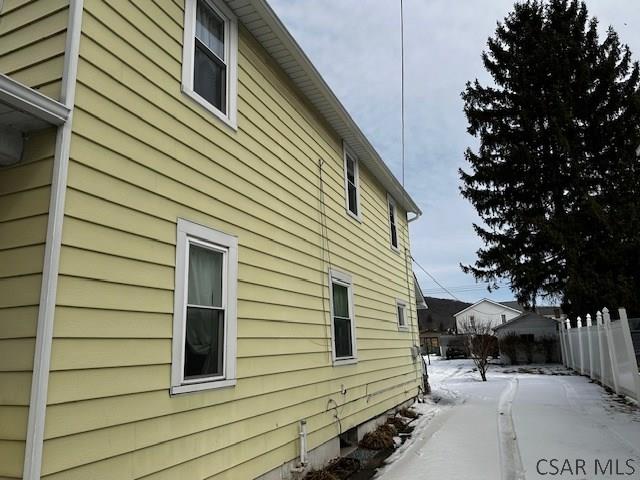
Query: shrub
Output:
[[359, 424, 395, 450], [539, 336, 558, 363], [498, 333, 520, 365]]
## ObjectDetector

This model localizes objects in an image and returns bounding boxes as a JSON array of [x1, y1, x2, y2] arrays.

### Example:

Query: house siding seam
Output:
[[36, 1, 421, 479], [0, 0, 70, 101], [0, 129, 56, 479]]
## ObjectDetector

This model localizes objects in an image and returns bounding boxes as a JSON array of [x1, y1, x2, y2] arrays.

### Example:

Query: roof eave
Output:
[[232, 0, 421, 215], [0, 73, 69, 127]]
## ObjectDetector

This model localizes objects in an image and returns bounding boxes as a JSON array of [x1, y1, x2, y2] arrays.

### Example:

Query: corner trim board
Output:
[[22, 1, 84, 478]]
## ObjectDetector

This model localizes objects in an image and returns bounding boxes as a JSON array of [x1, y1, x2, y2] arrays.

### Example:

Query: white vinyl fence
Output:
[[559, 307, 640, 402]]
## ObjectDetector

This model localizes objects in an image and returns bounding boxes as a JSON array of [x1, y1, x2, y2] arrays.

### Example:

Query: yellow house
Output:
[[0, 1, 424, 478]]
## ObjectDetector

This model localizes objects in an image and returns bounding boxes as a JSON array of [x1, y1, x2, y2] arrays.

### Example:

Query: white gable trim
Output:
[[453, 298, 523, 317]]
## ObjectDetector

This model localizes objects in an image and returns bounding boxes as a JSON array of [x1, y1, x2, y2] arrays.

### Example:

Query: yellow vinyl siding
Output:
[[42, 1, 420, 478], [0, 0, 69, 100], [0, 129, 56, 479]]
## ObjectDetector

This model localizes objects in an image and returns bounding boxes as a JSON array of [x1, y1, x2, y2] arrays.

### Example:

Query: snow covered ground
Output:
[[376, 357, 640, 480]]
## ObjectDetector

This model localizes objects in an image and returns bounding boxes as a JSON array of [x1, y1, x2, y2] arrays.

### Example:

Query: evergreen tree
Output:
[[460, 0, 640, 315]]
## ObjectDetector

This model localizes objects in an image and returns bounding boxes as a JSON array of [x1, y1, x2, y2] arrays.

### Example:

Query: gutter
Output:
[[0, 74, 70, 126], [23, 1, 84, 478]]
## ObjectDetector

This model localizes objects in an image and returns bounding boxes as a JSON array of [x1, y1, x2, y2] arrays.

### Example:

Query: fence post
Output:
[[565, 318, 574, 369], [597, 311, 605, 384], [559, 322, 567, 366], [586, 313, 594, 379], [577, 316, 585, 375], [603, 308, 620, 395], [618, 308, 640, 402]]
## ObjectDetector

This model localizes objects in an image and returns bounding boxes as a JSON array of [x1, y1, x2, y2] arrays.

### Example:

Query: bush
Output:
[[498, 333, 520, 365], [539, 336, 558, 363], [359, 424, 396, 450]]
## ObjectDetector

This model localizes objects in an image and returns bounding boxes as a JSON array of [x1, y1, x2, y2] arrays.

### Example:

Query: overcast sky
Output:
[[269, 0, 640, 303]]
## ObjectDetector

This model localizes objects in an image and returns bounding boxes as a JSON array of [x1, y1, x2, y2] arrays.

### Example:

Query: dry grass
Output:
[[303, 469, 338, 480], [386, 416, 407, 430], [327, 457, 361, 478], [359, 423, 396, 450]]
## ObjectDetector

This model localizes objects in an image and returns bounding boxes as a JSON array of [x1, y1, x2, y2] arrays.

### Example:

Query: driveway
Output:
[[376, 358, 640, 480]]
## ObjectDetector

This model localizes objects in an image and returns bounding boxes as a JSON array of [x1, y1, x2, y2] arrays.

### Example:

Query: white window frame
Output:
[[387, 194, 399, 251], [182, 0, 238, 130], [343, 142, 362, 222], [396, 299, 409, 331], [328, 268, 358, 365], [171, 218, 238, 394]]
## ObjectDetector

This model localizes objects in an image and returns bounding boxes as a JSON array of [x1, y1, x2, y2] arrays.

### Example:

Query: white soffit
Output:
[[226, 0, 421, 215]]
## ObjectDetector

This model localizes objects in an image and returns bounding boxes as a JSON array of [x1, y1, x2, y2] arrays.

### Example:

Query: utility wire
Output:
[[411, 255, 462, 302], [400, 0, 405, 187]]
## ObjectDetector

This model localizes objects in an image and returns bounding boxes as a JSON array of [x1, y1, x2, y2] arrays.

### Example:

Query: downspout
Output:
[[298, 419, 308, 466], [23, 1, 83, 478]]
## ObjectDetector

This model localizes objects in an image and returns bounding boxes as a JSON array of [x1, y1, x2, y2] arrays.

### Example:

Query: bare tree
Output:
[[458, 320, 496, 381]]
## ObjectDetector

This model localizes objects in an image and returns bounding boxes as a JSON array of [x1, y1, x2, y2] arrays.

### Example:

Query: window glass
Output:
[[194, 0, 227, 113], [332, 282, 353, 358], [346, 154, 358, 215], [184, 243, 225, 380], [397, 304, 406, 326], [196, 1, 225, 58], [389, 200, 398, 248]]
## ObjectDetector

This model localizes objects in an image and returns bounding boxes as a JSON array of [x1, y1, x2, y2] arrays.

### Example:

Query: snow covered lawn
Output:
[[376, 357, 640, 480]]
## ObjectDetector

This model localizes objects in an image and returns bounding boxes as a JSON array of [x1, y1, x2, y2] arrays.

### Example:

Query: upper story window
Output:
[[501, 314, 507, 324], [329, 269, 357, 365], [343, 144, 361, 220], [388, 195, 398, 249], [396, 299, 408, 330], [171, 219, 238, 394], [182, 0, 238, 129]]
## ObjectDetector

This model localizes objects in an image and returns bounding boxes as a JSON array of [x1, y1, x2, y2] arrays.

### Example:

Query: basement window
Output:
[[171, 219, 238, 394], [330, 269, 357, 365], [182, 0, 238, 128]]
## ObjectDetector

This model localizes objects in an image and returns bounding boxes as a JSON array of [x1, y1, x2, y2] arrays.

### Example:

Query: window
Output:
[[343, 145, 361, 220], [182, 0, 238, 128], [396, 299, 408, 330], [388, 196, 398, 249], [469, 315, 475, 328], [329, 269, 357, 364], [171, 219, 238, 394], [501, 314, 507, 324]]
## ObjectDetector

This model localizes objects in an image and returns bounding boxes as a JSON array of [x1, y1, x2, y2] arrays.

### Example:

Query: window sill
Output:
[[346, 209, 362, 223], [390, 245, 401, 255], [170, 378, 237, 395], [398, 325, 410, 332], [333, 357, 358, 366], [181, 86, 237, 131]]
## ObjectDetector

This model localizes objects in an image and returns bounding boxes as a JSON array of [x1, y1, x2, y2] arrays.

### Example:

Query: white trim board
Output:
[[23, 1, 84, 479], [453, 298, 523, 317]]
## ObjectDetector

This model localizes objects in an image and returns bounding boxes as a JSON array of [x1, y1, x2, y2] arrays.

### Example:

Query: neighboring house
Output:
[[493, 312, 562, 364], [500, 301, 566, 321], [418, 297, 470, 354], [454, 298, 565, 332], [454, 298, 522, 331], [0, 2, 423, 479]]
